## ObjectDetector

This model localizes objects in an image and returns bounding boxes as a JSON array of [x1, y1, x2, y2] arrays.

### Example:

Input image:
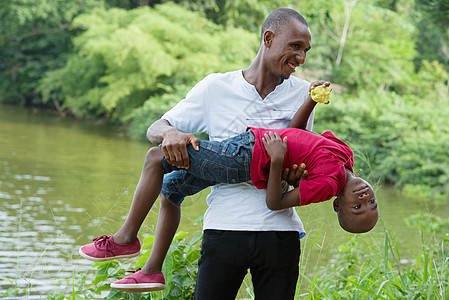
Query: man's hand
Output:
[[309, 81, 331, 104], [282, 163, 308, 188], [308, 80, 330, 93], [161, 128, 199, 169]]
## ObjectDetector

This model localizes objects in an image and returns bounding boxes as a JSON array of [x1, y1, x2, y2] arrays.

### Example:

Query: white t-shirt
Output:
[[162, 70, 314, 235]]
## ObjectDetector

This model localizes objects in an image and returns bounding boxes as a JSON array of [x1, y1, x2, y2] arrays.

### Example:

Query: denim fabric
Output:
[[161, 130, 255, 205]]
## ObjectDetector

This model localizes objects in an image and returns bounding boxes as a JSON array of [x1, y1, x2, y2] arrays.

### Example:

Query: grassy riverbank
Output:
[[5, 219, 447, 300]]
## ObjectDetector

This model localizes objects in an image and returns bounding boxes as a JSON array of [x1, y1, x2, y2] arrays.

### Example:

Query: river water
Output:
[[1, 104, 447, 299]]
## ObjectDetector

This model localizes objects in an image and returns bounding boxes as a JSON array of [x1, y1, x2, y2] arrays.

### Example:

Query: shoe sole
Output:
[[78, 248, 140, 261], [110, 283, 165, 293]]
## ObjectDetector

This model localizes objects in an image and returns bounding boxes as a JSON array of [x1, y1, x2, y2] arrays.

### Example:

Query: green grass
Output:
[[6, 216, 448, 299], [297, 228, 448, 299]]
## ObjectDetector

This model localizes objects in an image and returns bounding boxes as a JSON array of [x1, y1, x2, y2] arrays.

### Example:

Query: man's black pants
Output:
[[194, 230, 301, 300]]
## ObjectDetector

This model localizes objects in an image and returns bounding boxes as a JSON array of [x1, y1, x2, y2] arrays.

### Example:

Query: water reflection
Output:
[[0, 105, 152, 298], [0, 167, 90, 298]]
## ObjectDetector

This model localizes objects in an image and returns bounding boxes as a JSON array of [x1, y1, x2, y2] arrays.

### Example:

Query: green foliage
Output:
[[300, 0, 416, 92], [48, 231, 201, 299], [134, 232, 202, 299], [3, 0, 449, 197], [63, 225, 448, 299], [313, 62, 449, 198], [0, 0, 105, 106], [406, 213, 449, 234], [40, 3, 258, 126], [413, 0, 449, 66], [154, 0, 292, 32], [300, 231, 449, 299], [0, 277, 23, 298]]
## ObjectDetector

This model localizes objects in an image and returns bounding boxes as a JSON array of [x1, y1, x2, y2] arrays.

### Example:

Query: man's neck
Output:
[[243, 57, 283, 100]]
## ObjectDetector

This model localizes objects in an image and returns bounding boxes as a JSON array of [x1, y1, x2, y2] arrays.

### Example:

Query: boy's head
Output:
[[333, 176, 378, 233]]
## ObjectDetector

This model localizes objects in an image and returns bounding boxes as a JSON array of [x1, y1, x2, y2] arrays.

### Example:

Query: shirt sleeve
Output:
[[161, 74, 215, 134], [298, 176, 339, 206]]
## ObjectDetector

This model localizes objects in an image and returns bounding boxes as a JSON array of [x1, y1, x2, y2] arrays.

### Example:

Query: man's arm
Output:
[[147, 119, 199, 169], [263, 132, 301, 210], [280, 81, 330, 186], [288, 81, 330, 129]]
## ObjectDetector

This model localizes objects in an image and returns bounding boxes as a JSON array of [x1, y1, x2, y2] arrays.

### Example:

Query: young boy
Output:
[[79, 81, 378, 292]]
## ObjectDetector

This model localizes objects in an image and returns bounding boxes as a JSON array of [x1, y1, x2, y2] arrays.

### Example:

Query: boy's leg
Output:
[[141, 193, 181, 274], [79, 147, 165, 261], [142, 170, 218, 273], [112, 131, 252, 245], [113, 147, 165, 244], [162, 131, 253, 186], [110, 171, 218, 292]]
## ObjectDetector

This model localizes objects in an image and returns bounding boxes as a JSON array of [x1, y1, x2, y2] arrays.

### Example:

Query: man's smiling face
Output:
[[265, 20, 312, 80]]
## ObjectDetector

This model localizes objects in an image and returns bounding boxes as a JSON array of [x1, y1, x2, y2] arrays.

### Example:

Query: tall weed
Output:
[[300, 228, 448, 299], [48, 231, 202, 300]]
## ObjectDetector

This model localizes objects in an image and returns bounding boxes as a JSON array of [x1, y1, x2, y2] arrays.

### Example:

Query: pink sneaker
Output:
[[110, 269, 165, 292], [78, 235, 140, 261]]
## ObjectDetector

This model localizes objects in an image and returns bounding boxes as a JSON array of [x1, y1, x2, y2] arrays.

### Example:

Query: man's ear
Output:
[[263, 30, 274, 47], [333, 197, 341, 212]]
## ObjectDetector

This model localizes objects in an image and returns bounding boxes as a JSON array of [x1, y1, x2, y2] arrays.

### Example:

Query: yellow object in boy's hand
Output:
[[310, 85, 331, 104]]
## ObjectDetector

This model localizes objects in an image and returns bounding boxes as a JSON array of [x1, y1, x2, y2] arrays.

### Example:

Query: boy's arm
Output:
[[288, 81, 330, 129], [263, 132, 301, 210], [266, 159, 301, 210]]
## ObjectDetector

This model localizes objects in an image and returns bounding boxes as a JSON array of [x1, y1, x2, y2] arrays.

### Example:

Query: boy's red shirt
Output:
[[249, 127, 354, 206]]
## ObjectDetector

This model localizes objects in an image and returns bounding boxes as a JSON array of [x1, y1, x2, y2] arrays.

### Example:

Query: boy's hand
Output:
[[309, 81, 331, 104], [262, 132, 287, 163]]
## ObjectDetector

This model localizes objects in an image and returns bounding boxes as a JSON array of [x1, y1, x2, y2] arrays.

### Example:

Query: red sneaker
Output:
[[79, 235, 140, 261], [110, 269, 166, 292]]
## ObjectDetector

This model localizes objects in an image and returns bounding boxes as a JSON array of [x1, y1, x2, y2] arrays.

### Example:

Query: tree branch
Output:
[[336, 0, 359, 66], [16, 23, 71, 41], [320, 18, 339, 42], [52, 95, 67, 117]]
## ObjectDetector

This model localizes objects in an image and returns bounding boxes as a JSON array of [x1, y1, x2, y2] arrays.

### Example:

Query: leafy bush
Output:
[[301, 0, 416, 93], [54, 231, 202, 300], [406, 213, 449, 235], [40, 3, 258, 126], [313, 66, 449, 199], [23, 218, 449, 299], [299, 231, 449, 299]]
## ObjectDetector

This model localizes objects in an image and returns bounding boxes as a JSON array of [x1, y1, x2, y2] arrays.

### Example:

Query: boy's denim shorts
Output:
[[161, 130, 255, 205]]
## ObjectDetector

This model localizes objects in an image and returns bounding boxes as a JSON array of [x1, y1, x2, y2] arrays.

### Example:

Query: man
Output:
[[80, 7, 314, 299], [148, 8, 314, 299]]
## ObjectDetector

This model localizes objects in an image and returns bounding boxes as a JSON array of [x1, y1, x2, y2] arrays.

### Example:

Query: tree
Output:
[[148, 0, 292, 33], [296, 0, 416, 92], [413, 0, 449, 67], [40, 3, 258, 130], [0, 0, 105, 107]]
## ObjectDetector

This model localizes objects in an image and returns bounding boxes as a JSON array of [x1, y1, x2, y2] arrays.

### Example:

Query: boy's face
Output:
[[333, 177, 378, 233]]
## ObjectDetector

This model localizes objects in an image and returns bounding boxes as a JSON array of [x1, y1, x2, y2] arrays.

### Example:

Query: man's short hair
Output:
[[261, 8, 309, 40]]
